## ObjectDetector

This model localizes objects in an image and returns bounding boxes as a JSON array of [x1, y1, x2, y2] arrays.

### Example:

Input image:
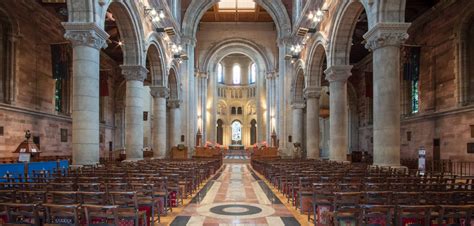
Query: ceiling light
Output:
[[158, 10, 165, 18], [150, 9, 157, 16], [308, 12, 314, 19], [117, 41, 123, 46], [152, 16, 160, 22]]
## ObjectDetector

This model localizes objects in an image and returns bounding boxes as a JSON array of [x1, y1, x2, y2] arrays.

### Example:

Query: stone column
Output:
[[63, 23, 108, 165], [121, 65, 148, 161], [291, 102, 305, 146], [168, 99, 181, 147], [364, 22, 410, 166], [150, 86, 169, 159], [304, 87, 321, 159], [324, 65, 352, 162]]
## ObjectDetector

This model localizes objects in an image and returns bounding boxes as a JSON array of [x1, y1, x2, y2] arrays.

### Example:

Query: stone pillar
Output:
[[168, 99, 181, 147], [324, 65, 352, 162], [364, 22, 410, 166], [63, 23, 108, 165], [304, 87, 321, 159], [291, 102, 305, 146], [150, 86, 169, 158], [121, 65, 148, 161]]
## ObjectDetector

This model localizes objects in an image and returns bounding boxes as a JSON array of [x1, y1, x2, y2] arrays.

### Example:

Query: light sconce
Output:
[[308, 9, 326, 23], [144, 7, 165, 23], [171, 44, 188, 62]]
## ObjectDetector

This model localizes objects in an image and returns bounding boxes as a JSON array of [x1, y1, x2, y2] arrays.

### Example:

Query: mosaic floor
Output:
[[170, 164, 301, 226]]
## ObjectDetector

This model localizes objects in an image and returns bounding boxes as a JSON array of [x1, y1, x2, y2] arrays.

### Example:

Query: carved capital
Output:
[[63, 22, 109, 49], [168, 99, 181, 108], [324, 65, 352, 82], [304, 86, 322, 99], [291, 101, 306, 109], [150, 86, 169, 98], [363, 22, 411, 51], [266, 71, 277, 79], [121, 65, 148, 82]]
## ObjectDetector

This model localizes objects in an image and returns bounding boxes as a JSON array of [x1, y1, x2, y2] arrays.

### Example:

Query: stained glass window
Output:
[[403, 47, 421, 114], [217, 63, 224, 83], [232, 64, 241, 84], [250, 63, 256, 84], [231, 121, 242, 143], [55, 79, 62, 112]]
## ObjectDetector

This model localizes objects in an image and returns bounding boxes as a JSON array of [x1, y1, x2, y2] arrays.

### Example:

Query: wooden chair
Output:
[[48, 182, 75, 191], [83, 204, 120, 226], [48, 191, 78, 205], [333, 192, 362, 226], [17, 191, 47, 204], [77, 182, 102, 192], [109, 191, 147, 226], [152, 176, 170, 214], [131, 183, 159, 223], [77, 191, 107, 205], [360, 204, 394, 226], [43, 203, 80, 226], [1, 203, 41, 226], [396, 205, 435, 226], [437, 205, 473, 226]]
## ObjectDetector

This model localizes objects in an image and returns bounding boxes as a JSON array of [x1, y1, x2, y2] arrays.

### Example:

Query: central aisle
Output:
[[170, 164, 301, 226]]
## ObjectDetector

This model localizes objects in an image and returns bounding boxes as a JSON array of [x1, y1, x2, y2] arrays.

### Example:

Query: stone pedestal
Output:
[[168, 99, 181, 147], [304, 87, 321, 159], [150, 86, 169, 159], [63, 22, 109, 165], [364, 22, 410, 166], [325, 65, 352, 162], [122, 65, 148, 161]]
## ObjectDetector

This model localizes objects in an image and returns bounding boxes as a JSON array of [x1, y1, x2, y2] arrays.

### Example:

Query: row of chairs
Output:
[[0, 158, 222, 225], [252, 159, 474, 226]]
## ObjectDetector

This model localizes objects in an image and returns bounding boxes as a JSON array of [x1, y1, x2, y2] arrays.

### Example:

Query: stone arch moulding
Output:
[[101, 1, 145, 66], [168, 65, 180, 100], [306, 33, 329, 88], [182, 0, 291, 39], [292, 66, 306, 103], [327, 0, 366, 67], [145, 34, 168, 86], [456, 7, 474, 105], [201, 38, 274, 81]]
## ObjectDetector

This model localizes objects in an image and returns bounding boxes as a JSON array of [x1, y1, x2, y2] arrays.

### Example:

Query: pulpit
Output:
[[170, 145, 188, 159], [13, 130, 41, 162]]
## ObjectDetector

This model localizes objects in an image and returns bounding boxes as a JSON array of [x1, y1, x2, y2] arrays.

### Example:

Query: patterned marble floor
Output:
[[170, 164, 300, 226]]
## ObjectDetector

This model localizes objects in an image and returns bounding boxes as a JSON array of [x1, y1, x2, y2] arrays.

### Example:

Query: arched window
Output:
[[232, 64, 241, 84], [217, 63, 224, 83], [249, 63, 256, 84], [231, 121, 242, 145]]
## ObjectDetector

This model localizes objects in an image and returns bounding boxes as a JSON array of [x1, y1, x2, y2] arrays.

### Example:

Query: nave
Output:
[[171, 164, 299, 226]]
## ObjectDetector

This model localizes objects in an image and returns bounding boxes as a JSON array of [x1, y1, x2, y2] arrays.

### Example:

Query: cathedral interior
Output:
[[0, 0, 473, 225]]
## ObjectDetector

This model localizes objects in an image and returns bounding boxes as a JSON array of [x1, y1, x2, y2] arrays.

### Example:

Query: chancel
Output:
[[0, 0, 473, 225]]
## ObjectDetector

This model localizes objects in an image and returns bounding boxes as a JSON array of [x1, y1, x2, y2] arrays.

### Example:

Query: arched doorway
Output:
[[231, 120, 242, 145], [250, 119, 257, 145], [217, 119, 224, 145]]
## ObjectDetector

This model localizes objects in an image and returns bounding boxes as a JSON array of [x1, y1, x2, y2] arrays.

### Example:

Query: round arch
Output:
[[145, 43, 164, 86], [168, 68, 179, 100], [328, 1, 366, 67], [202, 38, 273, 75], [292, 68, 305, 103], [456, 7, 474, 105], [306, 36, 328, 87], [182, 0, 291, 39], [145, 33, 168, 86]]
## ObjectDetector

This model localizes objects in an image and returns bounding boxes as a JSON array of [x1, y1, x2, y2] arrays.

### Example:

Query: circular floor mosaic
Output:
[[196, 202, 275, 219]]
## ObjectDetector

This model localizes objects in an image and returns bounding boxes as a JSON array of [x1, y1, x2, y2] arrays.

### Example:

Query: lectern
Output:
[[13, 130, 41, 162]]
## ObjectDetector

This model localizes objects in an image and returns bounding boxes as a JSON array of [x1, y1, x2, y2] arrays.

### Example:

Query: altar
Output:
[[229, 145, 244, 150]]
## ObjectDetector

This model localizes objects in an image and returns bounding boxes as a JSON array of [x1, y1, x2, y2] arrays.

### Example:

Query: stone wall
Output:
[[0, 1, 121, 158], [351, 0, 474, 162]]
